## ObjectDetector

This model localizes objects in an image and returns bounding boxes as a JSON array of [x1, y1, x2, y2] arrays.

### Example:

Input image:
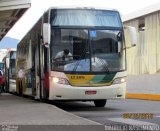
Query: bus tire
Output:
[[94, 100, 107, 107], [18, 80, 22, 96]]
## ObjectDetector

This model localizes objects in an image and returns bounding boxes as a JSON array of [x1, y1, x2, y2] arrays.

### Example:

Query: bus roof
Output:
[[47, 6, 119, 12]]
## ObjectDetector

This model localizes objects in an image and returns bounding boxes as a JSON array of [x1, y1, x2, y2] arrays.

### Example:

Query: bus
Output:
[[16, 7, 137, 107], [3, 50, 17, 93]]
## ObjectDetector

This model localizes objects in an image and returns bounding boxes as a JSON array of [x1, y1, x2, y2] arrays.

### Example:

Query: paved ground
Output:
[[54, 99, 160, 131], [0, 93, 104, 131]]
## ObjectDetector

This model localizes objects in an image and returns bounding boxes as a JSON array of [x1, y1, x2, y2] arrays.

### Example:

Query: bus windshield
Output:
[[50, 9, 125, 73], [0, 62, 4, 70], [50, 29, 125, 73], [51, 9, 122, 28]]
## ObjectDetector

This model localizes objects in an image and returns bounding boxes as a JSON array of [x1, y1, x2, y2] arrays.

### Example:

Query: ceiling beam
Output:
[[0, 0, 31, 11], [0, 16, 17, 21], [0, 25, 11, 29]]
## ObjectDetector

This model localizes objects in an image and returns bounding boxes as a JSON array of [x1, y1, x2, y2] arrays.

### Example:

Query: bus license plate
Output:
[[85, 91, 97, 95]]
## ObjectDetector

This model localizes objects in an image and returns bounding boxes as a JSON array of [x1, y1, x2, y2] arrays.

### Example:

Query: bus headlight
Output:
[[112, 77, 126, 84], [52, 77, 70, 85]]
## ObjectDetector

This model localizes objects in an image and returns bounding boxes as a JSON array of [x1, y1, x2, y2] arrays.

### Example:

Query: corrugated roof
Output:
[[0, 0, 31, 40], [122, 2, 160, 22]]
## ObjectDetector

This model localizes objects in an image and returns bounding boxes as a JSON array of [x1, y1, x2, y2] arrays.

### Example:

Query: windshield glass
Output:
[[50, 29, 125, 72], [51, 9, 122, 27], [0, 63, 4, 70]]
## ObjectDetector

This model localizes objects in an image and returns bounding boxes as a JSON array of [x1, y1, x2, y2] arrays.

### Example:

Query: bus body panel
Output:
[[48, 71, 126, 100], [9, 79, 16, 92], [49, 83, 126, 100]]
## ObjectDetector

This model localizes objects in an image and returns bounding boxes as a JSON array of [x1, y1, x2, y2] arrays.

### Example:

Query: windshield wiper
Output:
[[96, 58, 110, 74], [72, 48, 89, 72]]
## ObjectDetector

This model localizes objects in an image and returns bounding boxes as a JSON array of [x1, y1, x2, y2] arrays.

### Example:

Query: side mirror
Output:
[[125, 26, 137, 47], [118, 42, 122, 53], [42, 23, 51, 46], [6, 58, 9, 69]]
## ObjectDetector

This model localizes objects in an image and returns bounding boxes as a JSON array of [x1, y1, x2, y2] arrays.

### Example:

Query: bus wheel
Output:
[[94, 100, 107, 107]]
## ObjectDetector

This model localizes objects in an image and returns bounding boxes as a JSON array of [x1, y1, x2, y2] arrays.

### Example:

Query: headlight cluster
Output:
[[112, 77, 126, 84], [52, 77, 70, 85]]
